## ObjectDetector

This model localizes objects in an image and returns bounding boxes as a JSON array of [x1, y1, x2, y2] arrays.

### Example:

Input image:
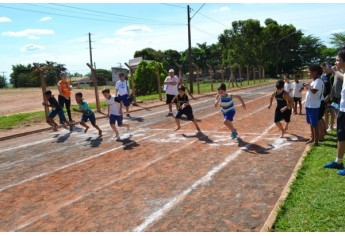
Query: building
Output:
[[110, 67, 129, 86]]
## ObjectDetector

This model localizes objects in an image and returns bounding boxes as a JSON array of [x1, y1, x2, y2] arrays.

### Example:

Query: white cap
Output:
[[168, 69, 174, 73]]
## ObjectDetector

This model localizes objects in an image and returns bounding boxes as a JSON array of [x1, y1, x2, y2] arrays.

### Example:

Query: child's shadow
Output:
[[179, 117, 202, 122], [285, 134, 309, 142], [182, 131, 215, 144], [116, 135, 140, 150], [237, 137, 273, 154], [127, 116, 145, 122], [54, 132, 72, 143], [85, 136, 103, 148]]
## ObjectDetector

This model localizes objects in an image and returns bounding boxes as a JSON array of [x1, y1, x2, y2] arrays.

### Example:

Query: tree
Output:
[[95, 69, 112, 86], [134, 48, 163, 61], [330, 33, 345, 49], [0, 75, 6, 88], [10, 64, 32, 88], [161, 49, 181, 71]]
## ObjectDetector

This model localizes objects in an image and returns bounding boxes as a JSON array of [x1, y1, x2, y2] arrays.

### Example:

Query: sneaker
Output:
[[323, 161, 344, 170], [230, 130, 238, 139], [126, 113, 131, 118], [337, 169, 345, 176], [167, 112, 173, 117]]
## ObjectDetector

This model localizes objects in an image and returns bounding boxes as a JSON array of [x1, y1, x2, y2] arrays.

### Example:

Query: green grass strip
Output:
[[272, 130, 345, 232]]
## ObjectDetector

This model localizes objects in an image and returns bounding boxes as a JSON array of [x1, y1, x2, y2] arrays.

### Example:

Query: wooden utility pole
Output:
[[175, 62, 195, 99], [155, 68, 163, 101], [86, 63, 101, 113], [33, 63, 49, 118], [206, 63, 214, 92], [124, 63, 137, 106], [187, 5, 193, 94], [192, 63, 200, 94]]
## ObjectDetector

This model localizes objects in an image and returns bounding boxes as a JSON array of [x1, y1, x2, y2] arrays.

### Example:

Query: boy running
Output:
[[268, 80, 294, 138], [172, 85, 201, 132], [42, 90, 73, 132], [73, 92, 102, 136], [102, 88, 130, 139], [215, 83, 246, 139]]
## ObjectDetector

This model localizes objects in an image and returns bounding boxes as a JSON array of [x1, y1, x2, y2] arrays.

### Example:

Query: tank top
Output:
[[220, 93, 235, 113], [275, 91, 288, 109], [58, 80, 71, 97]]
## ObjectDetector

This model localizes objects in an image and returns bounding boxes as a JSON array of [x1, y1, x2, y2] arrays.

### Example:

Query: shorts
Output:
[[274, 107, 292, 123], [175, 105, 194, 120], [109, 114, 123, 126], [48, 109, 67, 123], [166, 94, 176, 104], [293, 97, 302, 103], [119, 94, 130, 107], [223, 109, 236, 122], [306, 107, 319, 127], [337, 111, 345, 141], [81, 113, 96, 126], [318, 100, 326, 120]]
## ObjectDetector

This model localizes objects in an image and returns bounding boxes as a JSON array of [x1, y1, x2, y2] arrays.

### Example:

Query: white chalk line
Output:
[[133, 123, 276, 232], [9, 94, 273, 231]]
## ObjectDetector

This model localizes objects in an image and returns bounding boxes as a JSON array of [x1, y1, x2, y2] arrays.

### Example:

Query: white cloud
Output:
[[219, 6, 230, 11], [116, 25, 152, 36], [20, 44, 44, 52], [2, 29, 54, 39], [329, 29, 345, 34], [40, 17, 52, 22], [0, 17, 11, 22]]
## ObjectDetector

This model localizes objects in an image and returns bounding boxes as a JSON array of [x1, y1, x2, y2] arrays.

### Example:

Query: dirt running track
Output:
[[0, 84, 309, 232]]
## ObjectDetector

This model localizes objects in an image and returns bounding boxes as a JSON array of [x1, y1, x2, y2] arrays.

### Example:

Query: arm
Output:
[[268, 93, 274, 109], [283, 92, 294, 109], [214, 94, 220, 108], [120, 101, 124, 117], [233, 94, 246, 109], [107, 104, 110, 117], [303, 83, 319, 94]]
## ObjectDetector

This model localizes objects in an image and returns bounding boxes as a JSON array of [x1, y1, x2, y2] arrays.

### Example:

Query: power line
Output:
[[197, 12, 228, 28], [191, 3, 205, 19], [161, 3, 186, 9]]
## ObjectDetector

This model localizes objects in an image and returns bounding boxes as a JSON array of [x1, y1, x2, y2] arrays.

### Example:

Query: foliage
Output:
[[0, 75, 7, 88], [329, 32, 345, 49], [95, 69, 112, 86]]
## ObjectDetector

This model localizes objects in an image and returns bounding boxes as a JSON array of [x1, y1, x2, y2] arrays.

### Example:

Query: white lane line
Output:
[[133, 123, 276, 232]]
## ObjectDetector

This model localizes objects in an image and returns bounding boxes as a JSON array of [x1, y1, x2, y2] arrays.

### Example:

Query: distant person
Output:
[[102, 88, 130, 140], [58, 72, 74, 123], [284, 74, 293, 98], [268, 80, 293, 138], [172, 85, 201, 132], [215, 83, 246, 139], [73, 92, 102, 136], [292, 74, 304, 115], [115, 73, 131, 118], [330, 65, 343, 115], [42, 90, 73, 132], [303, 65, 324, 146], [323, 49, 345, 175], [164, 69, 179, 116], [321, 62, 334, 132]]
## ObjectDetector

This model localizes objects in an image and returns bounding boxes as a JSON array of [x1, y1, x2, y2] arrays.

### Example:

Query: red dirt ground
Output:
[[0, 84, 309, 232]]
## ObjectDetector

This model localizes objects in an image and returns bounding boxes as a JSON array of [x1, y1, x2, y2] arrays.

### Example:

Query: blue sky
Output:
[[1, 1, 345, 80]]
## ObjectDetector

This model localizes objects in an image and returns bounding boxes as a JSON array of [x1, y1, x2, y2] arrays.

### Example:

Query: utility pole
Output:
[[187, 5, 193, 94], [88, 33, 93, 74]]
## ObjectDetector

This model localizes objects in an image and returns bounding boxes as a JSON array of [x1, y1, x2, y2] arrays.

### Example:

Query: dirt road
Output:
[[0, 84, 308, 231]]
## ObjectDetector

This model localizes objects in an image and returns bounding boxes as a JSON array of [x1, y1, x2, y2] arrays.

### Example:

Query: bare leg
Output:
[[110, 124, 120, 137], [337, 141, 345, 160], [294, 101, 297, 114], [224, 120, 235, 132], [285, 122, 289, 131], [306, 125, 314, 144], [168, 103, 173, 113], [93, 124, 102, 136], [80, 122, 89, 133], [192, 119, 201, 132], [299, 100, 303, 114], [275, 122, 285, 138], [175, 118, 181, 131]]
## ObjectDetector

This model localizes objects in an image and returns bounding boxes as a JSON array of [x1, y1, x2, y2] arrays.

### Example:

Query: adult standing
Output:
[[164, 69, 179, 116], [115, 72, 131, 118], [58, 72, 74, 123], [323, 49, 345, 175]]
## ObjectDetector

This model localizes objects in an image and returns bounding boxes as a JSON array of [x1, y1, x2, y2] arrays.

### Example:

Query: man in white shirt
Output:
[[323, 49, 345, 175], [115, 73, 131, 118], [284, 75, 293, 97], [164, 69, 179, 116], [292, 74, 303, 114]]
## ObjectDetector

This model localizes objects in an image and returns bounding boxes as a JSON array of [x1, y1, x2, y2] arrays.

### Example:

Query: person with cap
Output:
[[164, 69, 179, 116], [115, 72, 131, 118], [57, 72, 74, 123]]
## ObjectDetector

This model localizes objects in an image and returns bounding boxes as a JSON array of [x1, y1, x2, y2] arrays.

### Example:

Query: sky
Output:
[[1, 0, 345, 81]]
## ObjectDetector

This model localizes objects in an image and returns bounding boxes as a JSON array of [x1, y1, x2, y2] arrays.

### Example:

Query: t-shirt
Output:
[[115, 80, 128, 96], [284, 82, 293, 97], [219, 93, 235, 113], [164, 75, 178, 95], [321, 73, 332, 97], [57, 80, 71, 97], [292, 82, 303, 98], [331, 73, 343, 99], [305, 78, 323, 108], [340, 77, 345, 112], [105, 95, 121, 116], [78, 100, 93, 116], [48, 96, 61, 112]]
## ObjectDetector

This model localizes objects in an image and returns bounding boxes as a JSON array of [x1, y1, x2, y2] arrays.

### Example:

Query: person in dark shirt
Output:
[[172, 85, 201, 132], [42, 90, 73, 131]]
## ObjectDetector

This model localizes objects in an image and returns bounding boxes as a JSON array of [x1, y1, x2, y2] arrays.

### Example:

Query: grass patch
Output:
[[272, 130, 345, 232], [0, 111, 44, 129]]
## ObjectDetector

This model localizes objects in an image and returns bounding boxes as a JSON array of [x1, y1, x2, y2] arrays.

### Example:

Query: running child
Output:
[[42, 90, 73, 132], [73, 92, 102, 136], [215, 83, 246, 139], [102, 88, 130, 139], [268, 80, 294, 138], [172, 85, 201, 132]]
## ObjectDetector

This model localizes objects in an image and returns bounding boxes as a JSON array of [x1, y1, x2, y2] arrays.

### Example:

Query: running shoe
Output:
[[323, 161, 344, 170]]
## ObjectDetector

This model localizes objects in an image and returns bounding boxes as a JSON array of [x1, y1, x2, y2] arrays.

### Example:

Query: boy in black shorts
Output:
[[172, 85, 201, 132]]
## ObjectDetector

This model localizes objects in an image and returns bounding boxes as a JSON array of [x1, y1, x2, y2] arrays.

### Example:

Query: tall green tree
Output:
[[0, 75, 6, 88], [10, 64, 32, 88], [330, 32, 345, 49]]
